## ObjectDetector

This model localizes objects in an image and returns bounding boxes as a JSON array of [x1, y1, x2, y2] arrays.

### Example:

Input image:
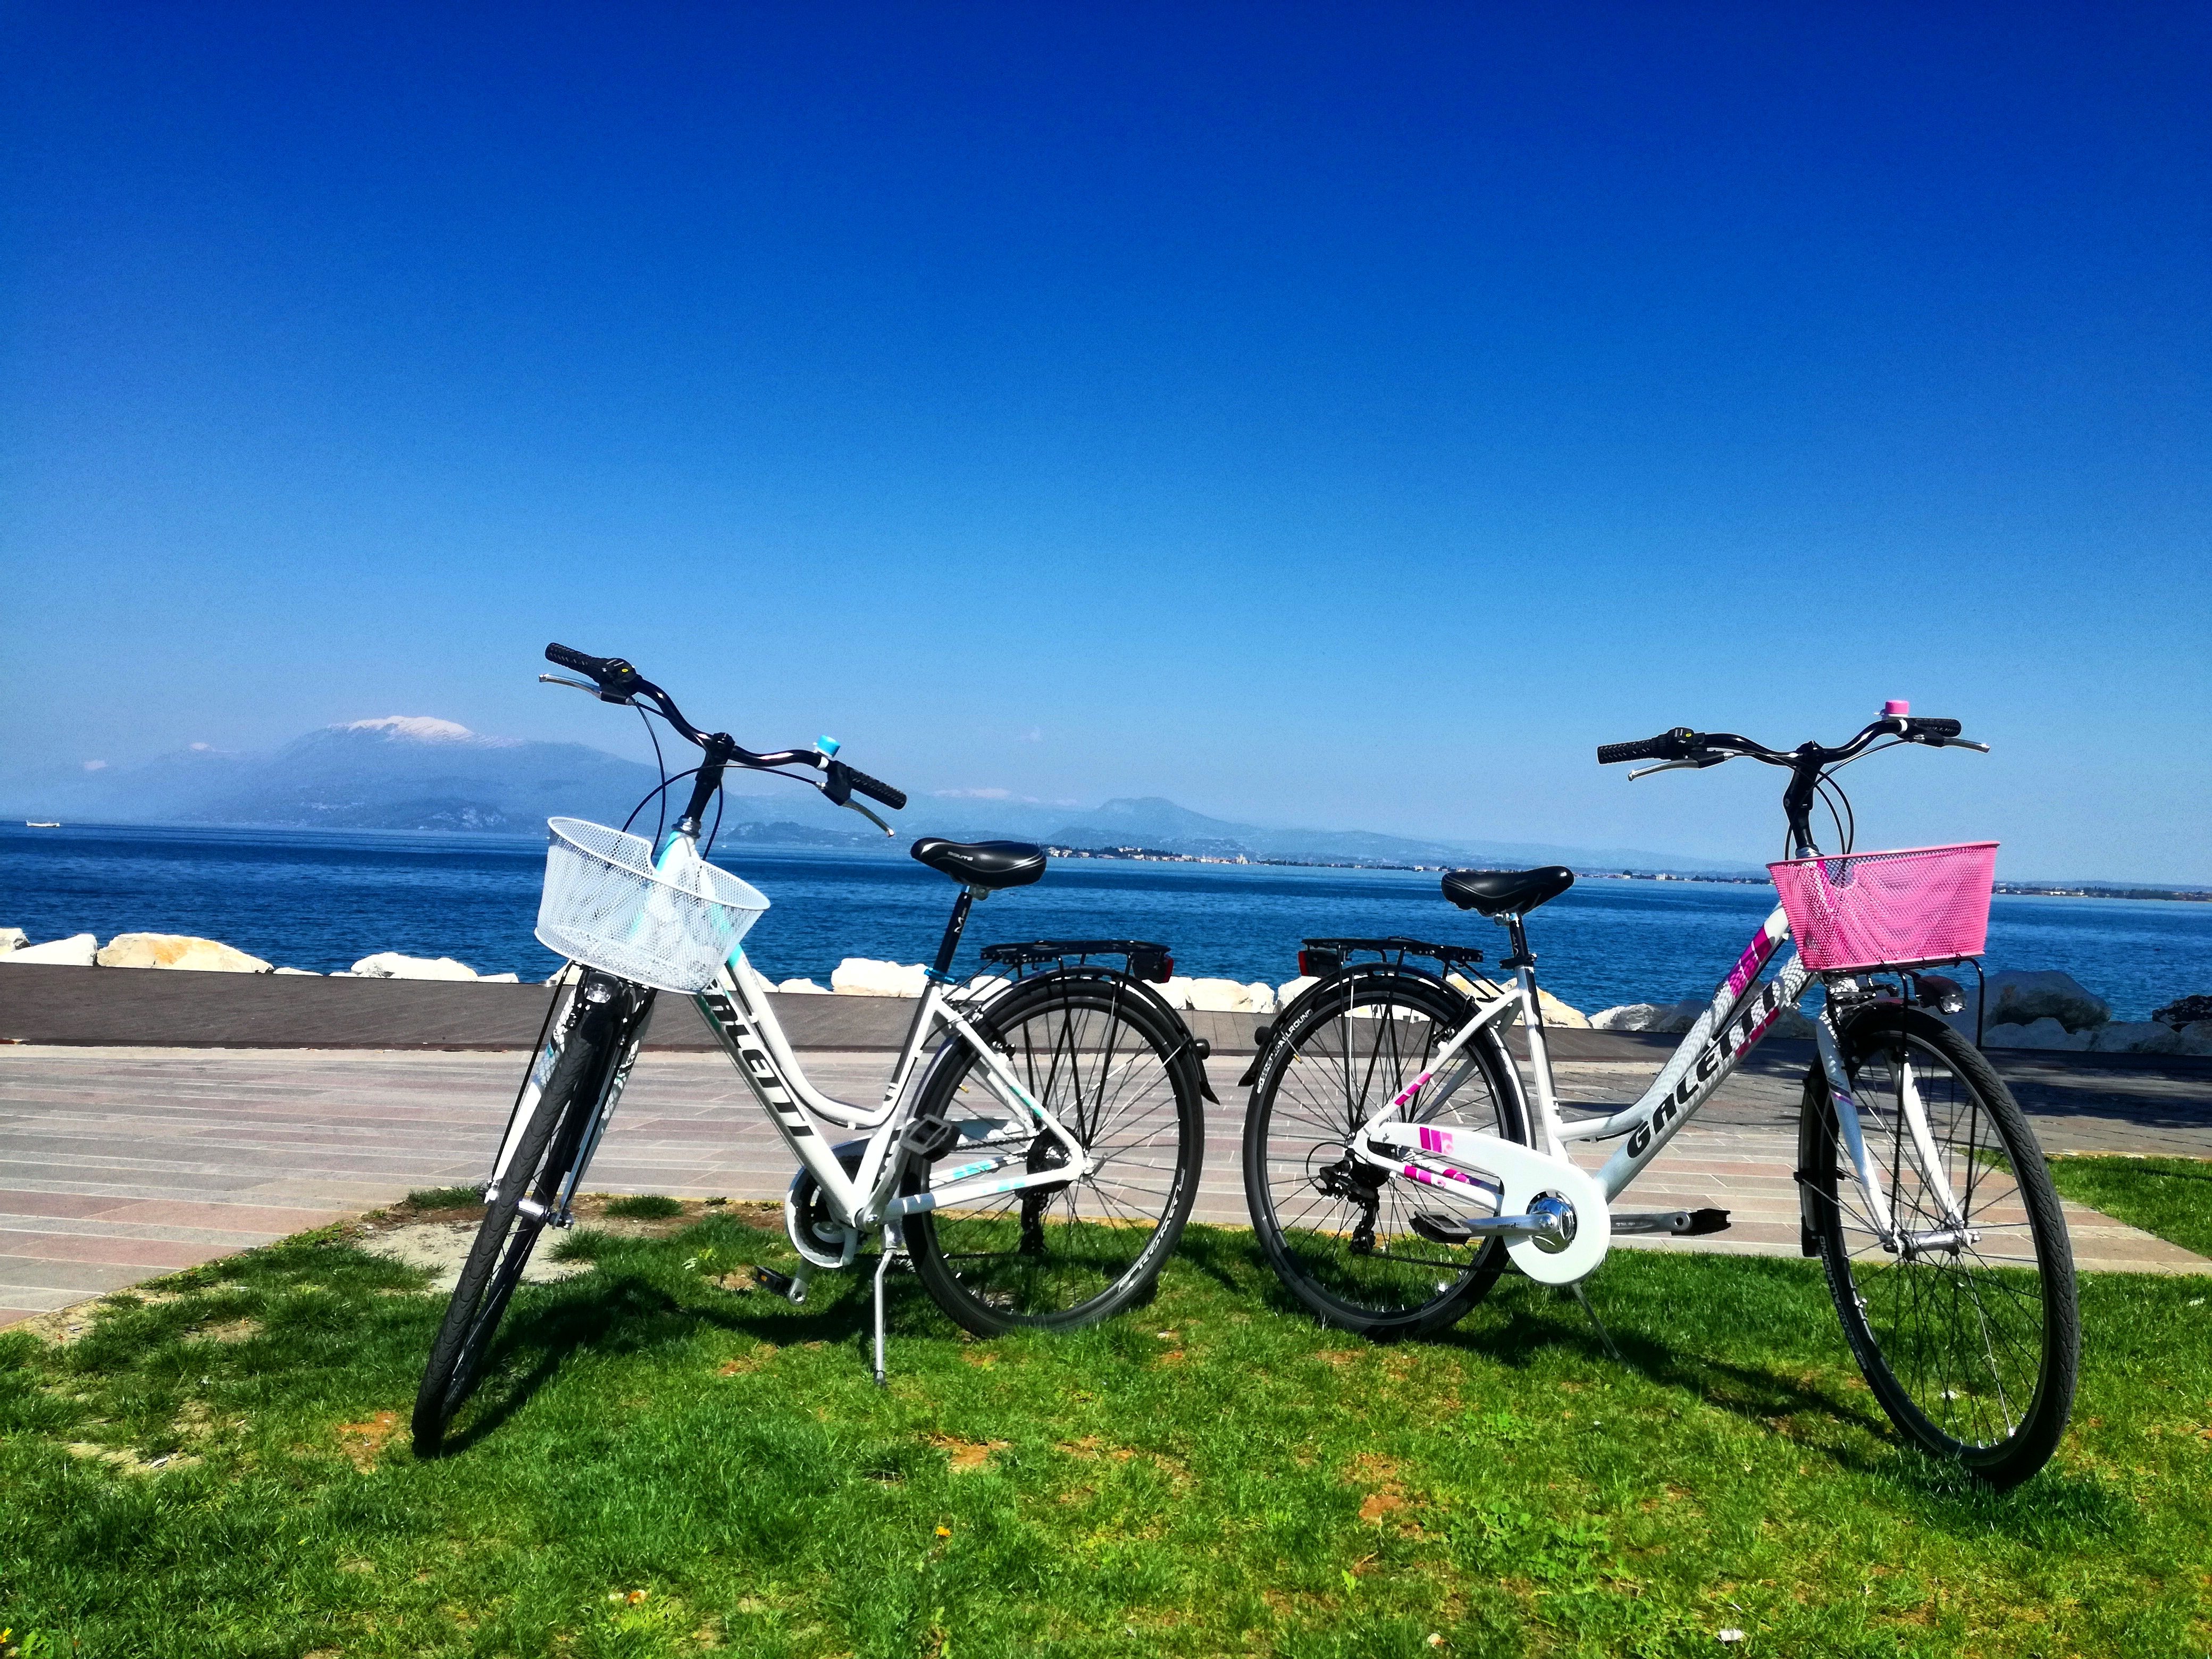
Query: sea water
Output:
[[2, 823, 2207, 1020]]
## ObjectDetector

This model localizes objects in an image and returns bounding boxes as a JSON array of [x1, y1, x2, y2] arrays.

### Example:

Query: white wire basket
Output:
[[534, 817, 768, 995]]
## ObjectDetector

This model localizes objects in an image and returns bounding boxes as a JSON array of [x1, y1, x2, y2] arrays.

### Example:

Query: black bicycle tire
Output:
[[1805, 1004, 2079, 1487], [1243, 966, 1531, 1339], [411, 991, 618, 1454], [903, 973, 1204, 1337]]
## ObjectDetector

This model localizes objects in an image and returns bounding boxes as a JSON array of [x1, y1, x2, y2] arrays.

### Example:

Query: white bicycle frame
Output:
[[1343, 903, 1965, 1285], [489, 829, 1100, 1380]]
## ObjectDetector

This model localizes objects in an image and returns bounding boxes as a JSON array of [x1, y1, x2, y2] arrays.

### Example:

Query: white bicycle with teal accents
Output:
[[412, 645, 1209, 1454], [1240, 705, 2079, 1488]]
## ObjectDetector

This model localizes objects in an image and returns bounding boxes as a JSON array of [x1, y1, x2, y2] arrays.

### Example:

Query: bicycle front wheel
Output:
[[1243, 967, 1530, 1339], [902, 974, 1204, 1335], [411, 980, 623, 1455], [1804, 1004, 2079, 1487]]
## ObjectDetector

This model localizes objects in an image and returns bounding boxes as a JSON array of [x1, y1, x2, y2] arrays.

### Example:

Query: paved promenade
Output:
[[4, 1034, 2206, 1326]]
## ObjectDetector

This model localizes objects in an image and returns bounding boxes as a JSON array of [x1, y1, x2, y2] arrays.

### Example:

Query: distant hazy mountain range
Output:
[[1, 716, 1761, 875]]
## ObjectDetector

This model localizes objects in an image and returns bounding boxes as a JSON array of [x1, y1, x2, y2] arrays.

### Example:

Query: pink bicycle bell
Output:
[[1882, 699, 1910, 717]]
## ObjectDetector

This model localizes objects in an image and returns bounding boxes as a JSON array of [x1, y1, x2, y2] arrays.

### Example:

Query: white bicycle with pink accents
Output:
[[1240, 703, 2079, 1488]]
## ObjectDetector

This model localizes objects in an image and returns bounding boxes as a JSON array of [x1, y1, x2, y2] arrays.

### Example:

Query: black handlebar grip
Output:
[[1597, 730, 1690, 765], [1906, 717, 1963, 739], [845, 767, 907, 811], [1596, 738, 1662, 765], [545, 642, 600, 674]]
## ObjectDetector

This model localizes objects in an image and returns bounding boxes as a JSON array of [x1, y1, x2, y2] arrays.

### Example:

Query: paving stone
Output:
[[1, 1040, 2205, 1330]]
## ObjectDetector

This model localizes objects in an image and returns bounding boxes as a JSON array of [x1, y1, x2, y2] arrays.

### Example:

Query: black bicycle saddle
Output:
[[1440, 866, 1576, 917], [910, 838, 1049, 892]]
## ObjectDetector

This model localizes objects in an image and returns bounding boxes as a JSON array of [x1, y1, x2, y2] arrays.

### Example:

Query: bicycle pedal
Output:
[[1680, 1207, 1731, 1236], [1409, 1211, 1477, 1246], [753, 1267, 798, 1300], [899, 1112, 960, 1159]]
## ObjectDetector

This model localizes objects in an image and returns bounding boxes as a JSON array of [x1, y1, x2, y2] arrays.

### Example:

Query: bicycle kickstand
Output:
[[872, 1233, 903, 1387], [1566, 1279, 1623, 1364]]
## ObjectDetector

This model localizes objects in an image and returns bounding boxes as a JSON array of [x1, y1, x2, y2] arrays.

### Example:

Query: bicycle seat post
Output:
[[1497, 912, 1566, 1157], [931, 886, 988, 981]]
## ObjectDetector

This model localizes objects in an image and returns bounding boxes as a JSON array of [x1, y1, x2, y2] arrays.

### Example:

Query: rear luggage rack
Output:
[[982, 939, 1175, 983], [1297, 936, 1486, 975]]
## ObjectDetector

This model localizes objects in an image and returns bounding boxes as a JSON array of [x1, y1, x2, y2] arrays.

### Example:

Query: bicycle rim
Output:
[[1811, 1007, 2078, 1485], [905, 979, 1201, 1333], [1245, 970, 1527, 1335]]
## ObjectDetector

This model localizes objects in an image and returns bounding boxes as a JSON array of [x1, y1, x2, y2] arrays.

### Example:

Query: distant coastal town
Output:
[[1041, 843, 2212, 901]]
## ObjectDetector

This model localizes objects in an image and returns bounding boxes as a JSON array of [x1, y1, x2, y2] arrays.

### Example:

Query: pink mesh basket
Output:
[[1768, 842, 1997, 973]]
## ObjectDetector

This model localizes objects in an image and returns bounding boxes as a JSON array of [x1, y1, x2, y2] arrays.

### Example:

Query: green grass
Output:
[[3, 1220, 2208, 1659], [406, 1186, 488, 1211], [602, 1194, 688, 1221], [2046, 1156, 2212, 1259]]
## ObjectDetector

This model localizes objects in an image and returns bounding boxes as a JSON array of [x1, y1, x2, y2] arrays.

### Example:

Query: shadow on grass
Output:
[[437, 1256, 883, 1454], [1207, 1227, 2120, 1532]]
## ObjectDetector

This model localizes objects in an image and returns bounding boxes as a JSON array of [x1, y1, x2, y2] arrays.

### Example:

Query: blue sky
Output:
[[3, 3, 2206, 881]]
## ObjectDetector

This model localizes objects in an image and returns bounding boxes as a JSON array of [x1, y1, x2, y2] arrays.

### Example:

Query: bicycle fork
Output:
[[1813, 1010, 1967, 1256]]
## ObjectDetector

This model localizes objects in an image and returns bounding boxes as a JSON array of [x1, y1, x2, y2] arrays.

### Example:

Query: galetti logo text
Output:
[[1626, 980, 1789, 1159], [698, 987, 813, 1135]]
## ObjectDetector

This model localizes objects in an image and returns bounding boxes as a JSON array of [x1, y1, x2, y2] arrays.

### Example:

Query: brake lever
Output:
[[538, 673, 610, 697], [835, 794, 895, 837], [1627, 753, 1729, 781]]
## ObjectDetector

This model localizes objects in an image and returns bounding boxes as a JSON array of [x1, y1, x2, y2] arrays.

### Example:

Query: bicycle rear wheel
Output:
[[903, 973, 1204, 1335], [411, 979, 624, 1455], [1243, 967, 1530, 1338], [1803, 1004, 2078, 1487]]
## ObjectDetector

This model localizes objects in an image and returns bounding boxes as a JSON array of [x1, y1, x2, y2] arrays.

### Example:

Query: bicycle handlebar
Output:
[[542, 642, 907, 812], [1597, 711, 1978, 770]]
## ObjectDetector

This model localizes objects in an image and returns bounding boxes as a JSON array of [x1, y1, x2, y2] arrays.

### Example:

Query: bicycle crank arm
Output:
[[1610, 1208, 1731, 1237], [1425, 1209, 1572, 1242], [1360, 1122, 1610, 1285]]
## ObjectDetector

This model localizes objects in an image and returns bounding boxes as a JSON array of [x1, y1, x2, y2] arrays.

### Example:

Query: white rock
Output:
[[479, 972, 520, 984], [1245, 982, 1278, 1015], [544, 963, 581, 986], [1276, 976, 1320, 1008], [349, 952, 481, 981], [1985, 970, 2110, 1032], [273, 967, 320, 976], [1181, 977, 1257, 1012], [777, 977, 829, 994], [831, 957, 928, 998], [1590, 1003, 1668, 1032], [1983, 1017, 2092, 1052], [1591, 998, 1698, 1034], [95, 933, 272, 973], [0, 927, 26, 952], [2179, 1022, 2212, 1057], [0, 933, 98, 966]]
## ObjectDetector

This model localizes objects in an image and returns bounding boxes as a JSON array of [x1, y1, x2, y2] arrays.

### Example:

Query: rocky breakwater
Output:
[[1977, 971, 2212, 1055], [0, 929, 519, 982], [1591, 969, 2212, 1057]]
